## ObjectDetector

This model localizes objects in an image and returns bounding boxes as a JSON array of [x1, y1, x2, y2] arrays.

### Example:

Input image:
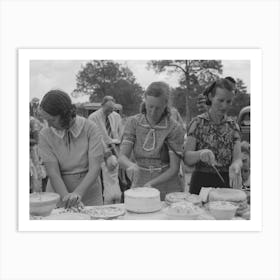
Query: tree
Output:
[[72, 60, 144, 115], [147, 60, 223, 124], [235, 78, 248, 94]]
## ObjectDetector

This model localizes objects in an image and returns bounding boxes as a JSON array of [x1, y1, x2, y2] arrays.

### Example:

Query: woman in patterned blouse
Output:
[[119, 81, 185, 200], [184, 78, 243, 195]]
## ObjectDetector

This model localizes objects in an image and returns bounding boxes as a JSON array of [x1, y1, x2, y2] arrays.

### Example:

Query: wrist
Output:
[[198, 150, 203, 162]]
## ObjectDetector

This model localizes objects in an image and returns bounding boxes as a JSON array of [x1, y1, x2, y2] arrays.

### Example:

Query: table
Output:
[[45, 202, 247, 220]]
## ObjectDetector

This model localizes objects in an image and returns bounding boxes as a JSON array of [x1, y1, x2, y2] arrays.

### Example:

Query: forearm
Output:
[[184, 150, 201, 166], [118, 154, 134, 170], [74, 166, 101, 198], [232, 141, 242, 165], [48, 173, 69, 198], [148, 167, 178, 187]]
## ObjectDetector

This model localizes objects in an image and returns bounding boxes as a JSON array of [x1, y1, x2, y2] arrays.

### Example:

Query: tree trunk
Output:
[[185, 60, 191, 125], [185, 89, 191, 125]]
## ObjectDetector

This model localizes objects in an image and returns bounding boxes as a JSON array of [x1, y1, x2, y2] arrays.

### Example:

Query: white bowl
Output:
[[30, 192, 60, 217], [164, 202, 202, 220], [208, 201, 238, 220]]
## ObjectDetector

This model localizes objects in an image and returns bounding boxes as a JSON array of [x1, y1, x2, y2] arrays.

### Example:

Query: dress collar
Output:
[[138, 113, 168, 129], [199, 111, 230, 124], [51, 116, 86, 139]]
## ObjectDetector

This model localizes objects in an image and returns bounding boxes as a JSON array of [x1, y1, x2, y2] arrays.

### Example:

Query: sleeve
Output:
[[121, 116, 137, 146], [186, 117, 199, 138], [87, 122, 104, 160], [38, 131, 58, 163], [166, 122, 185, 154]]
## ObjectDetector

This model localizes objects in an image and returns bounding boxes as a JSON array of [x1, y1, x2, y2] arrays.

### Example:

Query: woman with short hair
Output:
[[184, 78, 243, 195], [38, 90, 104, 208]]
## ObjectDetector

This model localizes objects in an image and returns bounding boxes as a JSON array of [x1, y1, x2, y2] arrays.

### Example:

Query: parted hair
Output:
[[204, 78, 235, 106], [40, 89, 76, 129], [140, 81, 171, 117]]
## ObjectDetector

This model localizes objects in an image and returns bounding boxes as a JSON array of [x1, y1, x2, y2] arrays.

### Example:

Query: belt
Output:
[[138, 164, 169, 173]]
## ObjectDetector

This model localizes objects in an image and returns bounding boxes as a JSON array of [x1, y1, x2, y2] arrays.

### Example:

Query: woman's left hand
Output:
[[63, 192, 82, 209], [229, 160, 243, 189]]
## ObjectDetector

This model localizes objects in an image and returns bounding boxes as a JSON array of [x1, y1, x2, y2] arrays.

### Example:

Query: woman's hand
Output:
[[143, 182, 152, 188], [126, 164, 140, 187], [229, 160, 243, 189], [106, 155, 118, 171], [62, 192, 82, 209], [199, 149, 217, 166]]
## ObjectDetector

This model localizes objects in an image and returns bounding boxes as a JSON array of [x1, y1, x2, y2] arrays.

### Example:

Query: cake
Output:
[[208, 188, 248, 216], [124, 187, 161, 213]]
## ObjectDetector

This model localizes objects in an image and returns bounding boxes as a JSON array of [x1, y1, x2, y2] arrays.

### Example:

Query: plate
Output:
[[43, 212, 91, 220], [84, 206, 126, 219]]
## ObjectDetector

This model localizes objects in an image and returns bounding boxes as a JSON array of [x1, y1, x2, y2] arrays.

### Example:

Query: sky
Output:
[[30, 60, 250, 104]]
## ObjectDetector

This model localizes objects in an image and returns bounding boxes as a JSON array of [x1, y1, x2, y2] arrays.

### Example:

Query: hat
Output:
[[101, 96, 115, 105]]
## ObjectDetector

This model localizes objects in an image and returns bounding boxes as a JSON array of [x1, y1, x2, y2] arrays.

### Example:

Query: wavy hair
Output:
[[40, 89, 76, 129], [204, 78, 234, 106]]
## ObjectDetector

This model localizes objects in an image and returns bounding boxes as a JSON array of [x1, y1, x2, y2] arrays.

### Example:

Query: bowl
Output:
[[164, 202, 202, 220], [208, 201, 238, 220], [30, 192, 60, 217]]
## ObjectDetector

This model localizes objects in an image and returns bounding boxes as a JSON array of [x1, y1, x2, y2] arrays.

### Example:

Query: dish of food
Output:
[[84, 206, 126, 219], [207, 201, 238, 220], [43, 212, 91, 220], [164, 202, 202, 220], [165, 192, 202, 206]]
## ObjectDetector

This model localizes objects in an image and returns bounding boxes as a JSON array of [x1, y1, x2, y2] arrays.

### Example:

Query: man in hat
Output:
[[88, 96, 123, 204]]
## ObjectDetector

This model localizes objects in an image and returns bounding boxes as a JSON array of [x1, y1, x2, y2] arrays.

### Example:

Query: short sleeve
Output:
[[38, 131, 58, 163], [87, 122, 104, 160], [186, 117, 199, 138], [121, 116, 137, 146], [166, 122, 185, 154]]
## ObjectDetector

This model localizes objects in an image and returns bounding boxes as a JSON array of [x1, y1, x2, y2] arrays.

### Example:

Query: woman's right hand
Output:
[[106, 155, 118, 171], [199, 149, 216, 166], [62, 192, 82, 209], [126, 164, 140, 186]]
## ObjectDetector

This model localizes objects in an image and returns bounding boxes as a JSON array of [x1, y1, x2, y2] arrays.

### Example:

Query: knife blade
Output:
[[211, 164, 225, 184]]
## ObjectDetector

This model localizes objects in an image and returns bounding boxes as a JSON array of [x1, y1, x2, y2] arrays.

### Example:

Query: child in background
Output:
[[241, 141, 250, 203]]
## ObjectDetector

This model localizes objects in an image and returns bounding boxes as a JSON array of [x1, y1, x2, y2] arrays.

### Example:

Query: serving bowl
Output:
[[30, 192, 60, 217], [208, 201, 238, 220], [164, 202, 202, 220]]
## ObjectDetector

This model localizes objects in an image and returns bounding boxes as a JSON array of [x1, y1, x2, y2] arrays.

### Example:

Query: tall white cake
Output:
[[124, 187, 161, 213]]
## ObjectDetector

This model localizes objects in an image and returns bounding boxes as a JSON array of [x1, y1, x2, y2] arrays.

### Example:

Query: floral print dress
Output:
[[187, 112, 241, 194]]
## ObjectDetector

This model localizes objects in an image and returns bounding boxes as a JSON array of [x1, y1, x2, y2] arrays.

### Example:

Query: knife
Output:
[[211, 164, 225, 184]]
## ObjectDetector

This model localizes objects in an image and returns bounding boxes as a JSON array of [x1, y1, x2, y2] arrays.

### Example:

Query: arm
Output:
[[118, 142, 134, 170], [183, 121, 216, 166], [75, 122, 104, 197], [232, 140, 242, 165], [43, 161, 69, 198], [38, 132, 68, 198], [118, 116, 136, 169], [183, 136, 201, 166], [74, 155, 102, 198]]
